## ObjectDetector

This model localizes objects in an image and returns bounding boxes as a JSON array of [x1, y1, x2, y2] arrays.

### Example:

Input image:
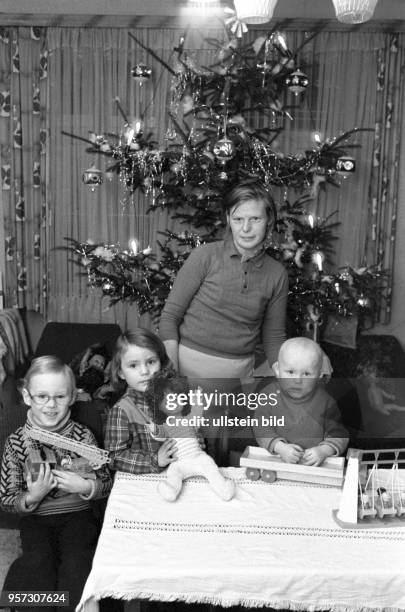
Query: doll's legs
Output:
[[197, 454, 235, 501], [158, 462, 185, 501]]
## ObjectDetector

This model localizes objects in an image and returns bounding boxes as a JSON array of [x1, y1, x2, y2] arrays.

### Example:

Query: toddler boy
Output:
[[253, 337, 348, 466]]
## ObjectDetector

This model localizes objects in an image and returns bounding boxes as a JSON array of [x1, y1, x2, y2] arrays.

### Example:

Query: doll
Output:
[[145, 372, 235, 502], [70, 343, 109, 400], [361, 363, 405, 415]]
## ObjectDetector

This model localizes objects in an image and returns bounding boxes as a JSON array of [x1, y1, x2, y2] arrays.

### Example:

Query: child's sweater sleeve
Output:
[[0, 436, 34, 514], [81, 428, 112, 499], [319, 396, 349, 456], [104, 403, 162, 474]]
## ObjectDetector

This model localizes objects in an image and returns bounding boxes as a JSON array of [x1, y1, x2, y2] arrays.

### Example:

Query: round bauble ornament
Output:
[[101, 280, 116, 295], [213, 137, 236, 165], [284, 69, 309, 95], [335, 155, 356, 177], [357, 294, 372, 309], [131, 64, 152, 85], [82, 165, 103, 191]]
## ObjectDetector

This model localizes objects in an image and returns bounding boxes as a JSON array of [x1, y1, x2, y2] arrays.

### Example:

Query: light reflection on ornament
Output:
[[357, 294, 371, 308], [284, 69, 309, 95], [213, 137, 236, 164], [131, 64, 152, 85], [102, 280, 115, 295], [308, 214, 315, 228], [82, 165, 103, 191], [335, 156, 356, 177]]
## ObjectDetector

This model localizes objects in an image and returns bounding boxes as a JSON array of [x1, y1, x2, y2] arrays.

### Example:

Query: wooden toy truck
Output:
[[240, 445, 345, 487]]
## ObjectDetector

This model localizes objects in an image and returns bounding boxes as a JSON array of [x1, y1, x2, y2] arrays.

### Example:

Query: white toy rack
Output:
[[334, 447, 405, 528], [240, 445, 345, 487], [28, 427, 111, 469]]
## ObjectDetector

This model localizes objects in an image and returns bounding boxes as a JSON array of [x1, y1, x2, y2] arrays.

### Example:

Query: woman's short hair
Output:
[[110, 328, 173, 390], [23, 356, 76, 393], [223, 180, 277, 225]]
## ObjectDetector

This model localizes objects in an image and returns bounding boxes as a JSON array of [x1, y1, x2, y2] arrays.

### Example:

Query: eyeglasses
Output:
[[27, 391, 71, 406]]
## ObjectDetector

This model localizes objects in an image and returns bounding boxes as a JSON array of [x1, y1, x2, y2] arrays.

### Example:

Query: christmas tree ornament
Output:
[[213, 137, 236, 164], [335, 155, 356, 176], [284, 69, 309, 95], [131, 64, 152, 85], [357, 294, 372, 308], [82, 165, 103, 191], [233, 0, 279, 24], [101, 280, 115, 295]]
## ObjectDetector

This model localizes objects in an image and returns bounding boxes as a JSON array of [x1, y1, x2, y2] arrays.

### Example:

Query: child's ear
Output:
[[21, 388, 32, 406], [272, 361, 280, 377], [70, 389, 77, 406]]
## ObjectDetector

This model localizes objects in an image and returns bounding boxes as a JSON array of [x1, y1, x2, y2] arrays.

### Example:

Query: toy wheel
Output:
[[261, 469, 276, 483], [246, 468, 261, 481]]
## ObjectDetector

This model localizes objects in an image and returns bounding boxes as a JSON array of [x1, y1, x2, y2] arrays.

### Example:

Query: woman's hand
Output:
[[163, 340, 179, 372], [25, 463, 57, 505], [52, 469, 92, 496], [158, 439, 178, 467]]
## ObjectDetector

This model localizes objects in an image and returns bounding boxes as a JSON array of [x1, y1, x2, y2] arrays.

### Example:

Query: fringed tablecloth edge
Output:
[[77, 591, 405, 612]]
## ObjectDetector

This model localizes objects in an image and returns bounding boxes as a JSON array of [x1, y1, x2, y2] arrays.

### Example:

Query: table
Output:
[[78, 468, 405, 612]]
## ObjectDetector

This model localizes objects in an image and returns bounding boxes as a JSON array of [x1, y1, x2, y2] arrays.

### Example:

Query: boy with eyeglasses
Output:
[[0, 356, 112, 612]]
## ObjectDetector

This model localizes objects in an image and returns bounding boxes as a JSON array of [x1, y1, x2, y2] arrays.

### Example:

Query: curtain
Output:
[[270, 30, 383, 270], [46, 27, 222, 327], [365, 33, 405, 323], [0, 26, 49, 312]]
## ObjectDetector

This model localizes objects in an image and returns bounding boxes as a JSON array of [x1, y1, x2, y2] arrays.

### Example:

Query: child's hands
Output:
[[301, 445, 333, 466], [52, 469, 92, 496], [25, 463, 57, 505], [158, 439, 178, 467], [275, 441, 304, 464]]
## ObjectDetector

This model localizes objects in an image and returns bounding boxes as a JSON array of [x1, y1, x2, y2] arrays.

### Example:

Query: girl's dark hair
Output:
[[144, 371, 191, 424], [223, 179, 277, 226], [110, 328, 173, 391]]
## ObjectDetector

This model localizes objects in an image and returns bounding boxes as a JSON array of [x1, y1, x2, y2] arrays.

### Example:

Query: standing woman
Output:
[[159, 180, 289, 379]]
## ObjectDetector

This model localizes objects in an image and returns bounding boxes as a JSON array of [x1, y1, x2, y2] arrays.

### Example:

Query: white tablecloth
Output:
[[78, 468, 405, 611]]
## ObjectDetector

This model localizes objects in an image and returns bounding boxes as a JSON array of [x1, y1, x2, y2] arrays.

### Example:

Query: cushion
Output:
[[34, 322, 121, 364]]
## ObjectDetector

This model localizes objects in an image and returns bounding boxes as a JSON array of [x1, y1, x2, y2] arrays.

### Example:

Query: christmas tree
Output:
[[65, 21, 386, 341]]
